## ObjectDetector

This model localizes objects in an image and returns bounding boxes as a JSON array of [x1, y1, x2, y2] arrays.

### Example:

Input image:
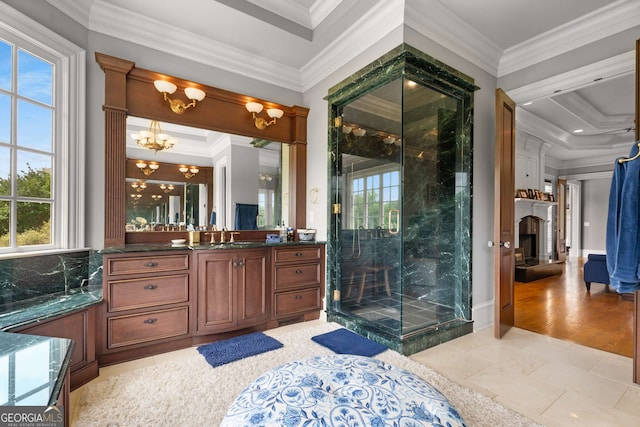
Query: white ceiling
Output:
[[46, 0, 640, 168]]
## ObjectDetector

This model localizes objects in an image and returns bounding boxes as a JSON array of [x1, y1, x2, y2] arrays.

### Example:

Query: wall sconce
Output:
[[342, 124, 366, 144], [259, 174, 273, 181], [131, 120, 177, 153], [151, 194, 162, 201], [154, 80, 206, 114], [131, 181, 147, 192], [179, 165, 199, 179], [159, 183, 175, 193], [136, 160, 160, 176], [246, 102, 284, 129]]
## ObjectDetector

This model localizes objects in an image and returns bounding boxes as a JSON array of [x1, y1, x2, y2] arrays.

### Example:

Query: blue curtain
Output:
[[235, 203, 258, 230]]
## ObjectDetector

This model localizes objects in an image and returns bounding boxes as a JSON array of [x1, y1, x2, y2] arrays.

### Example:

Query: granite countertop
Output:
[[0, 331, 75, 406], [101, 240, 324, 254], [0, 286, 102, 331]]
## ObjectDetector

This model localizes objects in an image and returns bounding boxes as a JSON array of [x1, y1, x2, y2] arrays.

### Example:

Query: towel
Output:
[[234, 203, 258, 230], [606, 140, 640, 293]]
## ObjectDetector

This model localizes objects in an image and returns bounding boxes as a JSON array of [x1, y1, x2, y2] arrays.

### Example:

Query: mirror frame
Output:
[[96, 52, 309, 246]]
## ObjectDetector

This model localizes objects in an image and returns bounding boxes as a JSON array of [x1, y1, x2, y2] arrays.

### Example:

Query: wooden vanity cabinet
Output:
[[196, 248, 269, 334], [15, 306, 98, 391], [272, 244, 325, 323], [98, 251, 193, 365]]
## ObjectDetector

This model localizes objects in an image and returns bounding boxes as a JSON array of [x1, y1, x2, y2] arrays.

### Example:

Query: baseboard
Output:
[[472, 299, 493, 330]]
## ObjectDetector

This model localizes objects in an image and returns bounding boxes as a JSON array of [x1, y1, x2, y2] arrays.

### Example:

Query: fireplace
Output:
[[519, 215, 542, 264]]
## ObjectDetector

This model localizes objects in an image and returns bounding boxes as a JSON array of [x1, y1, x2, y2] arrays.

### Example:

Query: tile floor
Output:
[[411, 325, 640, 426], [70, 320, 640, 426]]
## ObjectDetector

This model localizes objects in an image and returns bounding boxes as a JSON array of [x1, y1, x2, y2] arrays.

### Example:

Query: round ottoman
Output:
[[221, 354, 466, 426]]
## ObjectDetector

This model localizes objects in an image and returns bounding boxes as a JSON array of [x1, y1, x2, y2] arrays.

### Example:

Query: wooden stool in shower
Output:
[[345, 264, 393, 303]]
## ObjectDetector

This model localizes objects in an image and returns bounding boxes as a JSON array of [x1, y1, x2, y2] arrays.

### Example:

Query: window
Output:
[[0, 3, 85, 254], [348, 166, 400, 229]]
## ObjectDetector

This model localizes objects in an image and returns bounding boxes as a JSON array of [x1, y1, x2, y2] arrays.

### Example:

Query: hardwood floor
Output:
[[514, 257, 634, 357]]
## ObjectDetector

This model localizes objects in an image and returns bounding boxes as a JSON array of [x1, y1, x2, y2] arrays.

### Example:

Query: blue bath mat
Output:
[[311, 328, 387, 357], [197, 332, 283, 368]]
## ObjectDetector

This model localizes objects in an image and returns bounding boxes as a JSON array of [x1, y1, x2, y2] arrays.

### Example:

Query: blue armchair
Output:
[[583, 254, 609, 291]]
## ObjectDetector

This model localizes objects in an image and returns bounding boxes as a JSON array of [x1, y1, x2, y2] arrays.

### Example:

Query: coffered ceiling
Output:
[[46, 0, 640, 167]]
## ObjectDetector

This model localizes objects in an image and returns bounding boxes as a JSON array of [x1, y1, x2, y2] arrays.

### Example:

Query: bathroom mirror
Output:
[[126, 116, 286, 231]]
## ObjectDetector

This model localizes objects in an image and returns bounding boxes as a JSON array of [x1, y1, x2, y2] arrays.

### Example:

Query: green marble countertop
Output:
[[101, 240, 324, 253], [0, 331, 75, 406], [0, 287, 102, 331]]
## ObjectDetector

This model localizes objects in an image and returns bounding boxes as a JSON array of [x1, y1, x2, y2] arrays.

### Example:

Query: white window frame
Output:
[[0, 3, 85, 255], [345, 164, 400, 229]]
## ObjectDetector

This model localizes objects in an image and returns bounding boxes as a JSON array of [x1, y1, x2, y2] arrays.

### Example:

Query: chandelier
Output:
[[131, 121, 177, 153]]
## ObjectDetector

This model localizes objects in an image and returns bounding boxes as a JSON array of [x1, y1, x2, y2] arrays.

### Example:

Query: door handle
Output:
[[500, 241, 511, 249]]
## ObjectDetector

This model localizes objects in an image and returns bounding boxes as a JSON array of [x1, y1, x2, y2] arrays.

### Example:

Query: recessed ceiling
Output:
[[46, 0, 639, 167]]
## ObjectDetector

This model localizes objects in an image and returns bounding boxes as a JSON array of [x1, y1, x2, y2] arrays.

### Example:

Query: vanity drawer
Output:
[[107, 307, 189, 348], [274, 287, 321, 318], [274, 246, 321, 264], [274, 263, 321, 290], [107, 274, 189, 312], [106, 254, 189, 275]]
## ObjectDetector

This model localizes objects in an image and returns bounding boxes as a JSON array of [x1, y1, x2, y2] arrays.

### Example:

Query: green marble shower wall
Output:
[[326, 44, 479, 355]]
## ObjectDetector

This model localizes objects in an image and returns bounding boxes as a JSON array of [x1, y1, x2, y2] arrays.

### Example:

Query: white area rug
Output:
[[75, 321, 542, 426]]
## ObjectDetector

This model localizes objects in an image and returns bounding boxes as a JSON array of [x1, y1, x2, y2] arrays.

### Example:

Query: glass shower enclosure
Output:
[[326, 44, 478, 355]]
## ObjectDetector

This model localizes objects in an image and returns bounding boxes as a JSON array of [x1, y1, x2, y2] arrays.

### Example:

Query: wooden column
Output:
[[289, 106, 310, 230], [95, 53, 134, 246]]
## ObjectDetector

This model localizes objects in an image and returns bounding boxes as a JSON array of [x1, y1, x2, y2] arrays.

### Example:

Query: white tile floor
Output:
[[71, 322, 640, 426], [410, 326, 640, 427]]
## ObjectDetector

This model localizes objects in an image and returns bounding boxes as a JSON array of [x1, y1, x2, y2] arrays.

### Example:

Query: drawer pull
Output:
[[295, 269, 303, 274], [295, 295, 302, 300], [144, 284, 158, 290], [145, 262, 158, 267], [295, 252, 303, 257], [143, 318, 158, 324]]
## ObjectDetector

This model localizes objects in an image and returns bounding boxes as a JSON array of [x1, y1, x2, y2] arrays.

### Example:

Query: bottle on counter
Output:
[[287, 227, 294, 241], [279, 221, 287, 242]]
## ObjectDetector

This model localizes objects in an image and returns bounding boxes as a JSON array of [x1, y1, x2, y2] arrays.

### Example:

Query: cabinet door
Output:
[[237, 249, 269, 327], [197, 252, 236, 333]]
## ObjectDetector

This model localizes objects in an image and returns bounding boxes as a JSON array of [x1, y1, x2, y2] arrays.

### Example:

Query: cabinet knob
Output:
[[295, 252, 302, 257], [145, 262, 158, 267], [143, 318, 157, 324], [295, 269, 303, 274], [295, 295, 302, 300], [144, 284, 158, 290]]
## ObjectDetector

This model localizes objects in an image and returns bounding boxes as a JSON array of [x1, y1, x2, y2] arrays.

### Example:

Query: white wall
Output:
[[581, 178, 610, 255]]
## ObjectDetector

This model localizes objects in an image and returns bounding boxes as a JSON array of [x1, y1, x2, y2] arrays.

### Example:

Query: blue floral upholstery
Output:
[[221, 354, 466, 426]]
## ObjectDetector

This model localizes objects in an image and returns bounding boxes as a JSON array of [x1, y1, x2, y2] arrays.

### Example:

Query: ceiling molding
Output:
[[88, 0, 304, 91], [507, 50, 635, 104], [561, 171, 613, 181], [405, 0, 502, 76], [309, 0, 343, 28], [516, 109, 572, 149], [498, 0, 640, 76], [550, 92, 634, 131], [300, 0, 404, 91]]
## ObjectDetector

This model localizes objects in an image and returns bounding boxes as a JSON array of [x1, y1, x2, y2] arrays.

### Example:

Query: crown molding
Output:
[[507, 50, 635, 104], [309, 0, 344, 28], [498, 0, 640, 76], [88, 0, 304, 91], [404, 0, 502, 76], [550, 92, 634, 131], [300, 0, 404, 91]]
